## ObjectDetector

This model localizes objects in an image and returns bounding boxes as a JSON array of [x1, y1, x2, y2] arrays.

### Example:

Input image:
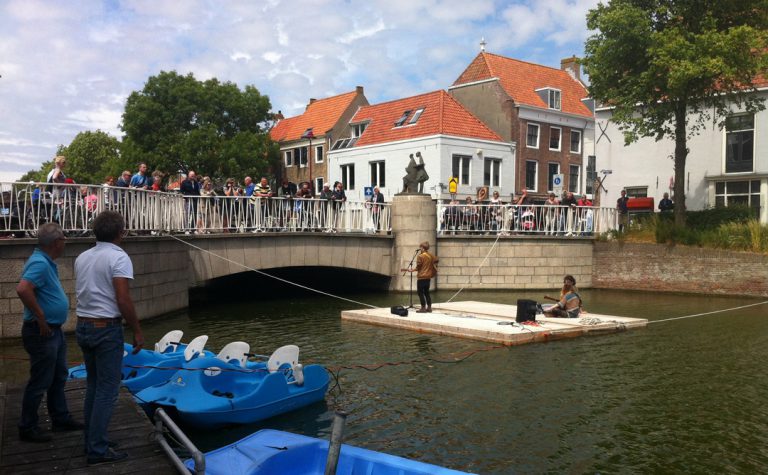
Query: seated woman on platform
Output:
[[543, 275, 582, 318]]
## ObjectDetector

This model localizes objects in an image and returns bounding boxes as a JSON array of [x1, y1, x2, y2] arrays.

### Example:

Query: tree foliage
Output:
[[121, 71, 279, 179], [583, 0, 768, 225], [56, 130, 123, 184]]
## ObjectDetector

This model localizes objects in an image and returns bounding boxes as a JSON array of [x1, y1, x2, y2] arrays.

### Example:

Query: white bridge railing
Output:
[[0, 182, 391, 237], [1, 181, 617, 238], [437, 202, 618, 235]]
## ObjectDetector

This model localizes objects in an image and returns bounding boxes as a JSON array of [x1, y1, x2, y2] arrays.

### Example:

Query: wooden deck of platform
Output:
[[341, 300, 647, 346], [0, 379, 176, 474]]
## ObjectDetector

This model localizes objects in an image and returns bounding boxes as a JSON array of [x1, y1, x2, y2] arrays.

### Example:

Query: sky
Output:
[[0, 0, 600, 182]]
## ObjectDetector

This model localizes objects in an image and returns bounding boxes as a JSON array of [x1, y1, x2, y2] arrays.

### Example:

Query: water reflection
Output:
[[1, 289, 767, 473]]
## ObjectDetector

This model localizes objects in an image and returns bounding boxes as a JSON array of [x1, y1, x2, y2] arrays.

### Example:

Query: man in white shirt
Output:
[[75, 211, 144, 466]]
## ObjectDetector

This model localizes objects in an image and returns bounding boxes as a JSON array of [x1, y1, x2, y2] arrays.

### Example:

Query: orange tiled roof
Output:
[[270, 90, 361, 143], [453, 52, 592, 118], [349, 90, 503, 147]]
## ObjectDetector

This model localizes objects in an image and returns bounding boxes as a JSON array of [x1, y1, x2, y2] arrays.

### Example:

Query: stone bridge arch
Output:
[[186, 234, 394, 287]]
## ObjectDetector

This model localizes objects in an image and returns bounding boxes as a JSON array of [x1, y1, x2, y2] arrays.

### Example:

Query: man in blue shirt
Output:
[[16, 223, 83, 443], [129, 162, 153, 189]]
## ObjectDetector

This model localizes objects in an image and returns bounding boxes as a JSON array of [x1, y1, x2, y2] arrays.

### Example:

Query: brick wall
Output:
[[592, 242, 768, 297]]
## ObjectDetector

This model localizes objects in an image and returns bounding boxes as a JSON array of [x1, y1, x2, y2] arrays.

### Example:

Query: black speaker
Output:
[[390, 306, 408, 317], [516, 299, 537, 322]]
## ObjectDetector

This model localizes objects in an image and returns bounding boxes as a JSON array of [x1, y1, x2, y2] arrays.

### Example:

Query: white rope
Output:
[[650, 300, 768, 324], [169, 235, 378, 309], [445, 232, 503, 303]]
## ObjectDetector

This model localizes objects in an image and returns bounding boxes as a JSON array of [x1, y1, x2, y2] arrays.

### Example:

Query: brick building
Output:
[[269, 87, 368, 192], [449, 52, 595, 201]]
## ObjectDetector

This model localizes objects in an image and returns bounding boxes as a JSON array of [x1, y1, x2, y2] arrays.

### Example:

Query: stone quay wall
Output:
[[592, 241, 768, 297], [0, 238, 189, 338], [435, 238, 594, 289]]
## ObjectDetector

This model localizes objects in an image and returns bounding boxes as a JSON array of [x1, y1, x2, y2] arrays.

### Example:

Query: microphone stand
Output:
[[402, 249, 420, 309]]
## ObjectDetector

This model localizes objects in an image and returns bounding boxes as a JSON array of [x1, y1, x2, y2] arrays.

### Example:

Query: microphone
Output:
[[415, 249, 421, 252]]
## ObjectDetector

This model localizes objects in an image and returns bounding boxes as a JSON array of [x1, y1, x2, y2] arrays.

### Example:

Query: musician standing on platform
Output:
[[401, 241, 439, 313]]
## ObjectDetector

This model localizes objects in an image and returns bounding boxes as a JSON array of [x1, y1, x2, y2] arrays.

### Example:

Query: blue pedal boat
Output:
[[184, 429, 473, 475], [68, 330, 213, 394], [135, 344, 330, 428]]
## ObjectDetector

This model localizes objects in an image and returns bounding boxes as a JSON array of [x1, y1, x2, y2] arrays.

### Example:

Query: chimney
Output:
[[305, 98, 317, 111], [561, 55, 581, 82], [356, 85, 364, 94], [273, 110, 284, 121]]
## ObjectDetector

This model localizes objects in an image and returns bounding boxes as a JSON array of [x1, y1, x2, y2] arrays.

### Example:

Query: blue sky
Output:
[[0, 0, 600, 182]]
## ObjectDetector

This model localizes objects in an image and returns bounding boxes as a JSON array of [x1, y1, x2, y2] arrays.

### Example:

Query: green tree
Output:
[[57, 130, 122, 184], [121, 71, 279, 180], [583, 0, 768, 225]]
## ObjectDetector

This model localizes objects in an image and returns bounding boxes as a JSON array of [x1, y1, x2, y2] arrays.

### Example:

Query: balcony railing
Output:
[[436, 201, 618, 235]]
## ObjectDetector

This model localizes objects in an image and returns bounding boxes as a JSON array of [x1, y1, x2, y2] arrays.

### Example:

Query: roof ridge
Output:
[[357, 89, 443, 110], [482, 51, 572, 75]]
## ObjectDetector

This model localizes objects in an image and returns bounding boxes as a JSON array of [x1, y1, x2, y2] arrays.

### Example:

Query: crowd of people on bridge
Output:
[[439, 189, 595, 236], [23, 158, 387, 235]]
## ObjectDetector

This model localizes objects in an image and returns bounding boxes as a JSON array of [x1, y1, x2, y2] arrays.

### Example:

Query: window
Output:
[[340, 164, 355, 190], [725, 114, 754, 173], [409, 107, 425, 124], [370, 161, 385, 187], [394, 110, 412, 127], [315, 177, 324, 193], [331, 137, 358, 150], [452, 154, 471, 185], [548, 163, 560, 191], [284, 150, 293, 167], [525, 160, 537, 191], [625, 187, 647, 198], [526, 123, 540, 148], [549, 127, 561, 151], [295, 146, 308, 167], [352, 123, 368, 137], [570, 130, 582, 154], [715, 180, 761, 210], [548, 89, 561, 110], [585, 155, 596, 195], [315, 145, 324, 163], [568, 165, 580, 193], [483, 158, 501, 187]]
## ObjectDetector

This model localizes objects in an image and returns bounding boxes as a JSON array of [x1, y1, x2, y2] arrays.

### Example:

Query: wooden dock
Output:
[[341, 300, 647, 345], [0, 379, 176, 474]]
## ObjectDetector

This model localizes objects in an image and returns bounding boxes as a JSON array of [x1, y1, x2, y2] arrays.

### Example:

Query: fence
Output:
[[436, 201, 617, 235], [0, 182, 391, 237]]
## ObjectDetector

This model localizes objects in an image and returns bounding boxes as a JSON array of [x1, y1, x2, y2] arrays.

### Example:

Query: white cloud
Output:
[[0, 0, 599, 180]]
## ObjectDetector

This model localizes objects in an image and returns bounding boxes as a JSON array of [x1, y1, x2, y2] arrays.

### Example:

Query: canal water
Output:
[[1, 288, 767, 474]]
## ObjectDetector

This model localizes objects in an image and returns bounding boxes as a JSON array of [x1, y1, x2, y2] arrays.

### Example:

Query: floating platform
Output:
[[341, 300, 647, 346]]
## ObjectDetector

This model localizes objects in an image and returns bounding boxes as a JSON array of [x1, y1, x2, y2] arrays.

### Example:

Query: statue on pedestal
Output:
[[402, 152, 429, 194]]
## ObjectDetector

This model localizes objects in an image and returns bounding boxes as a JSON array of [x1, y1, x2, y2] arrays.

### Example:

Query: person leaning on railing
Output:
[[180, 171, 201, 233]]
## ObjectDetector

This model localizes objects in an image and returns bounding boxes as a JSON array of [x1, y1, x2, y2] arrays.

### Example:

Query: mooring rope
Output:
[[445, 231, 503, 303], [648, 300, 768, 324], [168, 234, 378, 309]]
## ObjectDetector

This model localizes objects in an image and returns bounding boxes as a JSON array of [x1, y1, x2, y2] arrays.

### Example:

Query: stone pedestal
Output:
[[390, 194, 437, 292]]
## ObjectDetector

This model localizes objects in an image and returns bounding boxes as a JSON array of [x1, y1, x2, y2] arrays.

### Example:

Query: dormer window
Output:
[[394, 110, 412, 127], [535, 87, 562, 111], [548, 89, 561, 110], [409, 107, 425, 124], [352, 122, 368, 138]]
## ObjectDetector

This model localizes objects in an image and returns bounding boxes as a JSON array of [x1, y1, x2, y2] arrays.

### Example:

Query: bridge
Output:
[[0, 183, 617, 338]]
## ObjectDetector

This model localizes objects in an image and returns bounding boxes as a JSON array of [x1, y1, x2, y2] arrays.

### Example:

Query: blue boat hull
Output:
[[184, 429, 473, 475], [68, 343, 214, 394], [135, 357, 330, 428]]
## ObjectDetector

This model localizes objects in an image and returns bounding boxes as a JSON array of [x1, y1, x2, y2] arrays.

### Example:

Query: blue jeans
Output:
[[19, 321, 70, 431], [76, 321, 123, 457]]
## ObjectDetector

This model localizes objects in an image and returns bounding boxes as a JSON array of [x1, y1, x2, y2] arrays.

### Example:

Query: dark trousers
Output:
[[19, 321, 70, 431], [417, 278, 432, 308], [76, 321, 123, 458]]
